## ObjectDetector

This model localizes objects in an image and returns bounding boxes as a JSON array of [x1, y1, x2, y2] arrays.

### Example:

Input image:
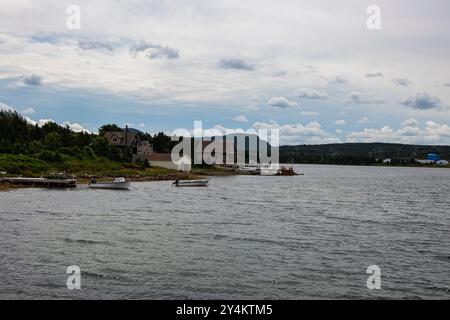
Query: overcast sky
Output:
[[1, 0, 450, 145]]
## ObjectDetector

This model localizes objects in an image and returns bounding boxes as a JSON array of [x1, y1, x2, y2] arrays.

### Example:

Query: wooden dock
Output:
[[0, 177, 77, 188], [277, 166, 298, 176]]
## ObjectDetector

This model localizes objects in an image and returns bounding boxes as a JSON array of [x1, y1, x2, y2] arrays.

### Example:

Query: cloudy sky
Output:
[[1, 0, 450, 145]]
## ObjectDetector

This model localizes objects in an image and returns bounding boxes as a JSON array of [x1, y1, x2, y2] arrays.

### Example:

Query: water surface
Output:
[[0, 165, 449, 299]]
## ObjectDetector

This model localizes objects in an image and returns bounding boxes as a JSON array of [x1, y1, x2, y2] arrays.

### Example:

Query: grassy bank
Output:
[[0, 153, 169, 177]]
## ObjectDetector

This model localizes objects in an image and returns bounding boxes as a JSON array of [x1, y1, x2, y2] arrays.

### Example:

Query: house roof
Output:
[[104, 131, 139, 146]]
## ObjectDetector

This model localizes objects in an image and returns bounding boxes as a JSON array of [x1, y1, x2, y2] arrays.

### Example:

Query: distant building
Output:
[[104, 128, 152, 161], [135, 141, 153, 161], [104, 131, 140, 147], [416, 153, 448, 166], [427, 153, 440, 161]]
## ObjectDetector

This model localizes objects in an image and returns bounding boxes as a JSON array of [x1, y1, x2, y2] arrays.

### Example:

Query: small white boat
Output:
[[259, 169, 279, 176], [238, 164, 259, 172], [173, 179, 209, 187], [89, 177, 130, 190]]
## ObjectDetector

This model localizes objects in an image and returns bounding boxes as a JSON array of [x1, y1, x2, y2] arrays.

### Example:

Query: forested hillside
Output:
[[279, 143, 450, 165]]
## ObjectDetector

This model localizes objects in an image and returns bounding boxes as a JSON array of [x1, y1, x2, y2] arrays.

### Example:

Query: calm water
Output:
[[0, 165, 449, 299]]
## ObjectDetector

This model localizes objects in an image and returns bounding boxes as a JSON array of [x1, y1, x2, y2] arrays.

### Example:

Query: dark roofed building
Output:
[[104, 131, 140, 147], [104, 128, 153, 161]]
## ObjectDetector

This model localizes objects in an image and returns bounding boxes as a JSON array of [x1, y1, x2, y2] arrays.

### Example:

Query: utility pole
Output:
[[125, 125, 129, 158]]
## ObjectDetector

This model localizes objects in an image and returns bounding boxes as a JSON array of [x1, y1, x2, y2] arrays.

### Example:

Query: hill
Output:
[[279, 143, 450, 165]]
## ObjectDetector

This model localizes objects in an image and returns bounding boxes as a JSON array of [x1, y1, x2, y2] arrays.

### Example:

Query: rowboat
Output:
[[88, 177, 130, 190], [173, 179, 209, 187]]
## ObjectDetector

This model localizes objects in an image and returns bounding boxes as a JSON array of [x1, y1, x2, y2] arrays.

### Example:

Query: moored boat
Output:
[[173, 179, 209, 187], [88, 177, 130, 190]]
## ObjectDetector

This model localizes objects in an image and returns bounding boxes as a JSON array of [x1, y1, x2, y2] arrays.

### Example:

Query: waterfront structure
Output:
[[104, 126, 153, 161], [417, 159, 435, 165], [416, 153, 448, 166]]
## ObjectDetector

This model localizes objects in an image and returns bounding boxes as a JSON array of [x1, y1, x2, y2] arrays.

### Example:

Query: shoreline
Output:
[[0, 165, 241, 191], [3, 163, 447, 191]]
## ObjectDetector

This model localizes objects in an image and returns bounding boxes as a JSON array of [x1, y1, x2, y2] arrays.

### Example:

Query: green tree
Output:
[[91, 136, 110, 157], [44, 132, 62, 150], [98, 123, 121, 136]]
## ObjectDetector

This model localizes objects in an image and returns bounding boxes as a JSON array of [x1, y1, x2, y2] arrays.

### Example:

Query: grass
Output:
[[0, 153, 201, 182], [0, 154, 49, 176], [0, 154, 143, 176]]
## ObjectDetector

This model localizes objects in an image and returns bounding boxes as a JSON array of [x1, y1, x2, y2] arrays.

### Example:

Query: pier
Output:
[[0, 177, 77, 188]]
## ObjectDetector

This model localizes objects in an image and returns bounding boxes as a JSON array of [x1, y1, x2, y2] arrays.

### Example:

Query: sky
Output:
[[1, 0, 450, 145]]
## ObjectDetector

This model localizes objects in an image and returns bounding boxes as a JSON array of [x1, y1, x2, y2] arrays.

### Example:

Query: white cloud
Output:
[[334, 120, 346, 126], [129, 41, 179, 60], [401, 92, 443, 110], [37, 119, 54, 127], [346, 92, 384, 105], [401, 118, 419, 127], [253, 120, 341, 145], [21, 107, 36, 115], [0, 106, 90, 132], [347, 121, 450, 144], [392, 78, 412, 87], [233, 115, 248, 123], [294, 88, 330, 99], [219, 57, 254, 71], [326, 76, 347, 84], [358, 117, 370, 124], [0, 102, 15, 112], [62, 121, 91, 133], [0, 0, 449, 141], [366, 72, 383, 78], [336, 129, 343, 134], [267, 97, 299, 108], [23, 117, 36, 126]]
